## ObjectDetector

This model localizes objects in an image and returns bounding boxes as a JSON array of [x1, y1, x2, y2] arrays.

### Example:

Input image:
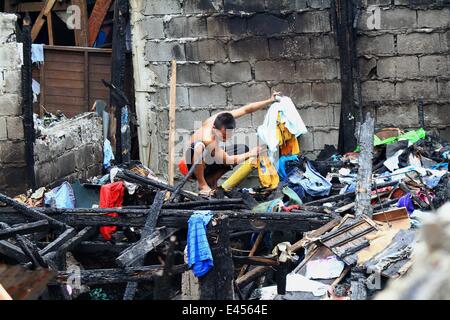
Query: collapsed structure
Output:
[[0, 0, 450, 300]]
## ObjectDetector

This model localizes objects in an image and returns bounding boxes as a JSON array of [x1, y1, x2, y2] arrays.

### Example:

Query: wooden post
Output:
[[71, 0, 89, 47], [47, 12, 54, 45], [89, 0, 113, 47], [168, 60, 177, 186], [182, 215, 235, 300], [355, 113, 375, 218], [31, 0, 57, 42]]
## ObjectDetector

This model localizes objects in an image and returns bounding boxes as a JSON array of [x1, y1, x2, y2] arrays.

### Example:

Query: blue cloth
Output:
[[31, 44, 44, 64], [276, 155, 299, 180], [187, 211, 214, 277], [103, 139, 115, 169], [397, 193, 415, 214], [294, 160, 332, 197], [431, 163, 448, 170], [44, 182, 76, 209]]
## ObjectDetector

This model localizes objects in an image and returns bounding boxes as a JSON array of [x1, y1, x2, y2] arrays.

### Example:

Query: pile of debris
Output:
[[1, 120, 450, 300]]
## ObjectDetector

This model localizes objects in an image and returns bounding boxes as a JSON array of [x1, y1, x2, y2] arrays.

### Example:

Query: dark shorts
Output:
[[185, 142, 249, 179]]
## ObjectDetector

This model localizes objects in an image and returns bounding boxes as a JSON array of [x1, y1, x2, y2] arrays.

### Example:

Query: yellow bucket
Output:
[[221, 158, 257, 192]]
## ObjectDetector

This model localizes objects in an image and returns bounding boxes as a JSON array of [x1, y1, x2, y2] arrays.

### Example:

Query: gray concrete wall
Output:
[[130, 0, 450, 179], [34, 113, 103, 188], [358, 0, 450, 136], [0, 13, 27, 196]]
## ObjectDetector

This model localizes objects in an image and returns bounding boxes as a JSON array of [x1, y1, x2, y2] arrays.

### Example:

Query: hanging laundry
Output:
[[187, 211, 214, 278], [257, 96, 308, 163], [31, 44, 44, 64], [44, 182, 76, 209], [277, 121, 300, 156], [258, 155, 280, 189], [99, 182, 125, 241], [103, 139, 115, 169]]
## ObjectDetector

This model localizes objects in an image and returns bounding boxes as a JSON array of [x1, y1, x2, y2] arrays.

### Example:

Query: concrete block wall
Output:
[[131, 0, 340, 178], [358, 0, 450, 136], [0, 13, 27, 196], [34, 113, 103, 188]]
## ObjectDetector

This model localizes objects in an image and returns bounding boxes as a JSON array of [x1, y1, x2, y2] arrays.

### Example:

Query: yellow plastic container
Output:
[[221, 158, 257, 192]]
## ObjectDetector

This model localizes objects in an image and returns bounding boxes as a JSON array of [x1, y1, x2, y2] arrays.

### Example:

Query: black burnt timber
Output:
[[39, 228, 78, 256], [0, 209, 333, 232], [0, 220, 49, 240], [122, 191, 166, 300], [153, 235, 177, 300], [117, 170, 202, 201], [0, 240, 29, 263], [233, 256, 279, 267], [54, 264, 188, 286], [163, 198, 244, 209], [0, 193, 68, 230], [16, 235, 47, 269]]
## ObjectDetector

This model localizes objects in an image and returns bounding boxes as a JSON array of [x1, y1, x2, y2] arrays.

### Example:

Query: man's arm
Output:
[[229, 91, 281, 119], [214, 145, 260, 165]]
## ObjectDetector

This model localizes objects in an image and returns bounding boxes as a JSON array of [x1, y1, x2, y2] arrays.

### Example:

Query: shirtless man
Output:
[[181, 91, 281, 196]]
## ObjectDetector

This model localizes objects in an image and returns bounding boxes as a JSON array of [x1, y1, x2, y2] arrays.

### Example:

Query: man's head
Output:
[[213, 112, 236, 141]]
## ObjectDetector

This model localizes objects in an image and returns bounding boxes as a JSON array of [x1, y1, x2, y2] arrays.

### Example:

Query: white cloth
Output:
[[32, 79, 40, 103], [305, 256, 345, 280], [286, 274, 330, 297], [257, 96, 308, 163], [31, 44, 44, 64]]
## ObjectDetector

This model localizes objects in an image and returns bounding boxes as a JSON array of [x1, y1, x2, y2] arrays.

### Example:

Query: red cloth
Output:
[[99, 181, 125, 241]]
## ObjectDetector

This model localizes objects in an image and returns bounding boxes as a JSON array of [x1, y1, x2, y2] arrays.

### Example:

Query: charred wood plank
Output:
[[116, 228, 178, 268], [39, 228, 77, 256], [233, 256, 279, 267], [0, 241, 29, 263], [16, 235, 47, 269], [0, 193, 68, 230], [54, 264, 188, 286], [0, 220, 49, 240]]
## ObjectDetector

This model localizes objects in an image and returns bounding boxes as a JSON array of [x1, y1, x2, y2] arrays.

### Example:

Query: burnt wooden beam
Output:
[[117, 228, 178, 268], [0, 241, 29, 263], [332, 0, 358, 153], [233, 256, 279, 267], [39, 228, 77, 256], [0, 193, 68, 230], [88, 0, 112, 47], [54, 265, 188, 286], [0, 209, 333, 232], [355, 113, 375, 217], [123, 191, 166, 300], [0, 221, 49, 240], [153, 235, 178, 300], [16, 235, 47, 269]]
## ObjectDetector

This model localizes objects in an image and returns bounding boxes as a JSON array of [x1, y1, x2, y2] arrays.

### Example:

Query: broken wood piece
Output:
[[88, 0, 112, 46], [168, 60, 177, 186], [238, 232, 264, 278], [116, 228, 178, 268], [0, 220, 49, 241], [39, 228, 77, 256], [0, 240, 29, 263], [233, 255, 279, 267], [31, 0, 57, 41], [16, 235, 48, 269], [0, 193, 69, 230], [54, 264, 188, 286]]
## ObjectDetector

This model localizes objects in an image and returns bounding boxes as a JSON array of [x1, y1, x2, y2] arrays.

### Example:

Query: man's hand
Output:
[[249, 146, 262, 158], [270, 91, 282, 103]]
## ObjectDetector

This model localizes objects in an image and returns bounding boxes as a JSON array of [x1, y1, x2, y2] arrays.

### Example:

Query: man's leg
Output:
[[192, 142, 212, 193]]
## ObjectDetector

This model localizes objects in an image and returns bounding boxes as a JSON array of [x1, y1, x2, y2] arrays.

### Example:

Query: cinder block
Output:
[[235, 114, 253, 129], [367, 0, 391, 5], [295, 11, 331, 33], [1, 70, 21, 94], [269, 36, 310, 59], [381, 8, 417, 29], [229, 37, 269, 61], [184, 0, 222, 13], [145, 41, 186, 62], [313, 129, 339, 150], [144, 0, 182, 14], [377, 104, 419, 127], [165, 16, 207, 38], [224, 0, 265, 12], [296, 59, 339, 80], [0, 117, 6, 140], [0, 15, 16, 44], [6, 116, 24, 140], [359, 57, 378, 80], [438, 80, 450, 98], [207, 16, 247, 37], [395, 80, 438, 100], [310, 34, 338, 58], [418, 9, 450, 28], [255, 61, 296, 81], [362, 80, 395, 101], [185, 39, 227, 61], [231, 83, 270, 105], [0, 140, 25, 165], [265, 0, 308, 11], [0, 43, 22, 69], [423, 104, 450, 126], [307, 0, 331, 9], [252, 109, 267, 127], [189, 85, 227, 107], [419, 55, 449, 77], [161, 86, 190, 107], [212, 62, 252, 82], [300, 106, 334, 127], [311, 82, 341, 104], [397, 33, 442, 54], [299, 132, 314, 152], [138, 17, 165, 39], [248, 13, 290, 35], [377, 56, 419, 78], [177, 63, 211, 84], [176, 110, 211, 130], [56, 152, 76, 179], [272, 83, 311, 104], [0, 166, 28, 195], [149, 64, 169, 84], [357, 34, 395, 55], [0, 94, 21, 116]]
